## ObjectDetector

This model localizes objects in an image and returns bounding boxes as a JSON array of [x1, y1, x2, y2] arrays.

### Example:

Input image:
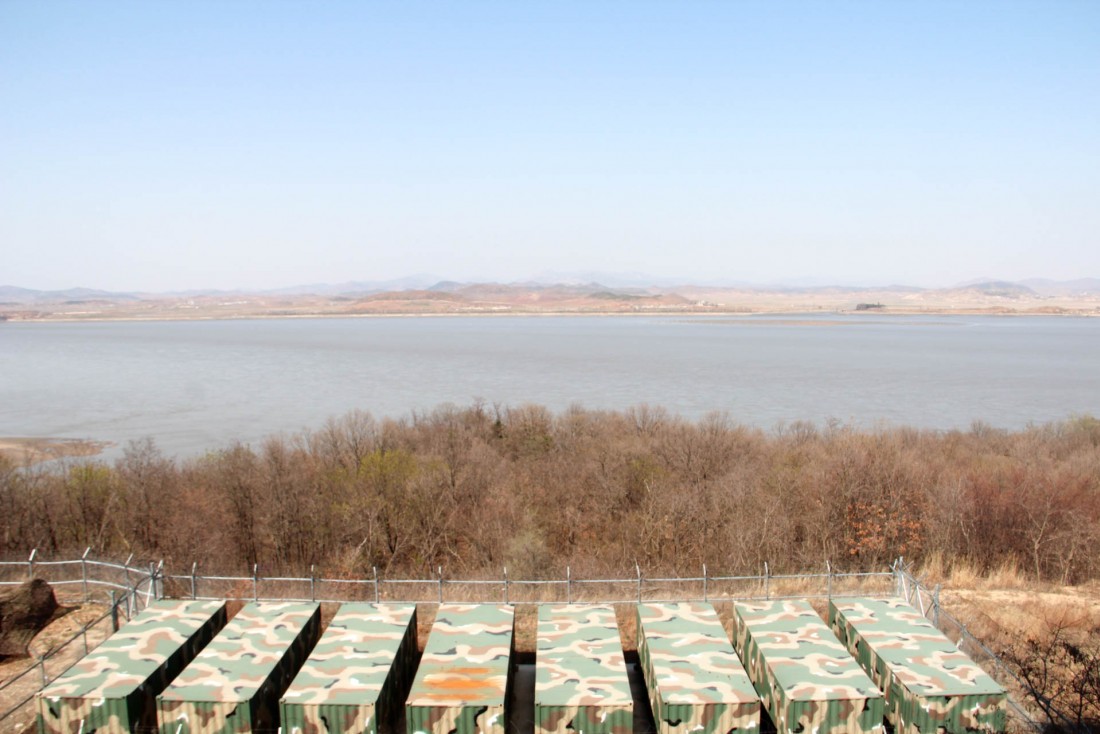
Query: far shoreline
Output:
[[4, 280, 1099, 324], [2, 305, 1098, 325]]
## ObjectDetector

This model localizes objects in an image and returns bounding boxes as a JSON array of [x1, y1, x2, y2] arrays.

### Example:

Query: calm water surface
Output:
[[2, 314, 1098, 459]]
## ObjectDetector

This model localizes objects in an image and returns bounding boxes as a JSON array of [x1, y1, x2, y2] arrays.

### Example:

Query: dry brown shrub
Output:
[[3, 404, 1097, 588]]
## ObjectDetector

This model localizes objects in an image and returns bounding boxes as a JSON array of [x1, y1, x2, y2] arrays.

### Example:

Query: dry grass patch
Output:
[[940, 582, 1100, 731]]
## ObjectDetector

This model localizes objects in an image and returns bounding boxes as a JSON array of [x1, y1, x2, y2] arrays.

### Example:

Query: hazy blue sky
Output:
[[2, 1, 1097, 292]]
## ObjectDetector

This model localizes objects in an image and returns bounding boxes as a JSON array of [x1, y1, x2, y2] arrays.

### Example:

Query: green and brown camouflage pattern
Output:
[[406, 604, 515, 734], [157, 602, 321, 734], [281, 604, 418, 734], [536, 605, 633, 734], [36, 600, 227, 734], [828, 598, 1006, 734], [732, 601, 883, 734], [636, 603, 760, 734]]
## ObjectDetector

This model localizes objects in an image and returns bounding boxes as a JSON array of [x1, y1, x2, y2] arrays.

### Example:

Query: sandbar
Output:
[[0, 437, 111, 465]]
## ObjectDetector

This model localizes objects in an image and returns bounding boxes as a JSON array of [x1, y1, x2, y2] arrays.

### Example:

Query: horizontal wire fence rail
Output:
[[154, 560, 897, 605], [0, 552, 1065, 733], [0, 550, 160, 614]]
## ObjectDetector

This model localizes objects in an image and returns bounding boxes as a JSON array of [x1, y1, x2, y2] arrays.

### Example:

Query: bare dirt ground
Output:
[[0, 603, 112, 734]]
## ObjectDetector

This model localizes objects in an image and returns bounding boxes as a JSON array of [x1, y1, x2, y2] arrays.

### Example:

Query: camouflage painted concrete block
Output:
[[637, 603, 760, 734], [829, 598, 1006, 734], [281, 604, 418, 734], [157, 601, 321, 734], [536, 605, 633, 734], [732, 600, 883, 734], [406, 604, 514, 734], [36, 599, 227, 734]]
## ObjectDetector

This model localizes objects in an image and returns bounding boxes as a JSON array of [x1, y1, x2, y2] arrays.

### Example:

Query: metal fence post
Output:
[[81, 547, 91, 601], [191, 562, 198, 600], [253, 564, 259, 602], [82, 625, 89, 655], [125, 566, 137, 620], [764, 562, 770, 600], [567, 566, 572, 603], [635, 563, 642, 603], [110, 591, 119, 632], [503, 567, 509, 604], [702, 564, 708, 602], [437, 566, 444, 604], [933, 584, 941, 627], [38, 655, 47, 687], [826, 560, 832, 598], [310, 565, 316, 602], [123, 553, 134, 602], [28, 548, 37, 579], [373, 566, 379, 603]]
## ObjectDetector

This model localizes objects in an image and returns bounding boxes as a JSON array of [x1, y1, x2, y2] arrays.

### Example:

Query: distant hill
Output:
[[446, 281, 674, 302], [939, 281, 1038, 298], [266, 275, 444, 297], [428, 280, 466, 292], [528, 270, 703, 288], [359, 289, 465, 302], [4, 277, 1099, 315], [1021, 278, 1100, 297], [0, 286, 141, 304]]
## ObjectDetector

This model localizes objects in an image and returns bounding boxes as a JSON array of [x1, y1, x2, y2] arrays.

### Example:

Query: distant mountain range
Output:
[[0, 286, 143, 304], [1019, 278, 1100, 297], [2, 277, 1099, 305]]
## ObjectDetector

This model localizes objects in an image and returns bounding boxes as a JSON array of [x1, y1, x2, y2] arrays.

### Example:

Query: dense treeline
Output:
[[2, 404, 1098, 582]]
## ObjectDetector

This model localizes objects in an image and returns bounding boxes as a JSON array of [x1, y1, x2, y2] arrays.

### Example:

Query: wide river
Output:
[[2, 314, 1097, 459]]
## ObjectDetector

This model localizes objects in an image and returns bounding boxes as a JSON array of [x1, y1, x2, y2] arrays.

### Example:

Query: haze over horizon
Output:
[[2, 1, 1097, 293]]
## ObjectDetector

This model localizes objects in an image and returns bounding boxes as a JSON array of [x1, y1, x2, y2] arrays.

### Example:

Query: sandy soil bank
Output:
[[0, 438, 111, 466]]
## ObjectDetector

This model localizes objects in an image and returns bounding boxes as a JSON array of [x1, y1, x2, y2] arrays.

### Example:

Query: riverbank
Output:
[[0, 438, 110, 465], [2, 284, 1098, 322], [2, 306, 1098, 323]]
